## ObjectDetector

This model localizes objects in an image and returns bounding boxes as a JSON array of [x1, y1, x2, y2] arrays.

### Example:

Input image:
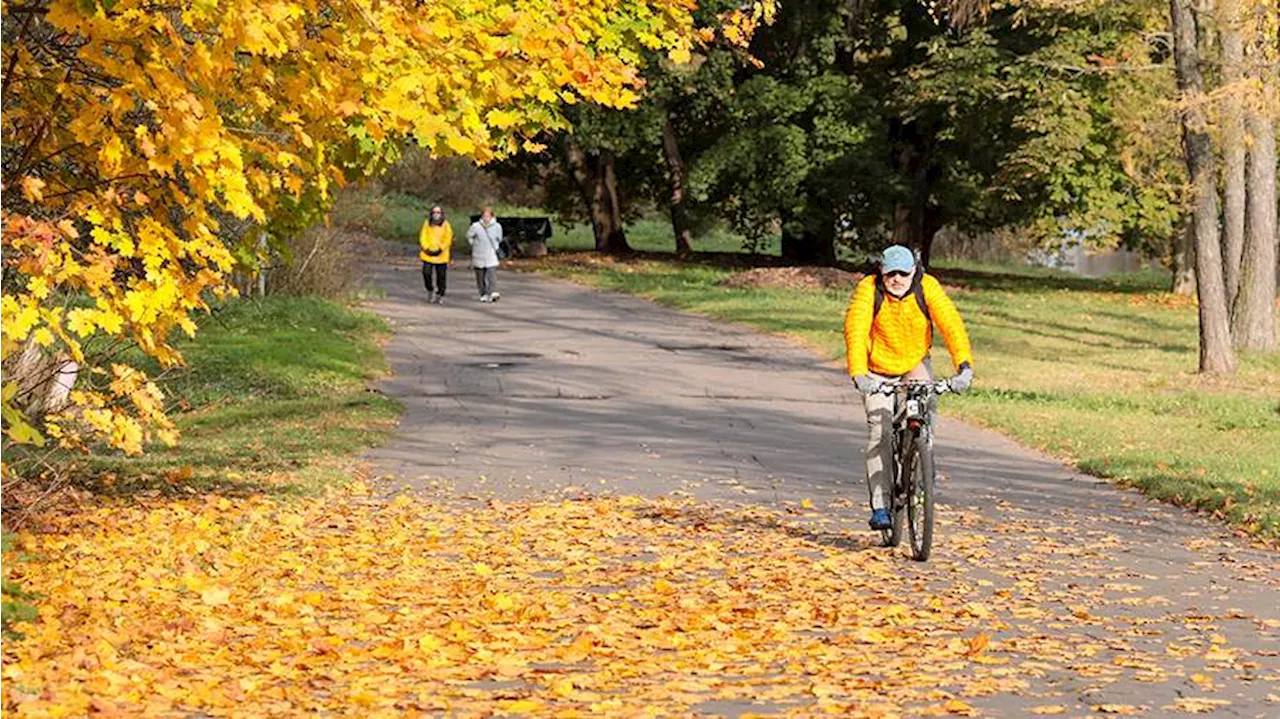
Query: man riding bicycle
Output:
[[844, 245, 974, 531]]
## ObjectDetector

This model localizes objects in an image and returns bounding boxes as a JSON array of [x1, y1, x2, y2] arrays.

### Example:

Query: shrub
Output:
[[268, 227, 374, 299]]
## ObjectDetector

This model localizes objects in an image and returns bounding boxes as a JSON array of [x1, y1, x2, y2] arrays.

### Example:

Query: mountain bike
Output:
[[875, 379, 951, 561]]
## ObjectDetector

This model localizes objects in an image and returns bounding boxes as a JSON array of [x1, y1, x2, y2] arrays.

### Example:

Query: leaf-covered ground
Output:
[[4, 484, 1277, 717]]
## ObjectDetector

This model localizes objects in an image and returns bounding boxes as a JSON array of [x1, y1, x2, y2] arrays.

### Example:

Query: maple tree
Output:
[[1, 0, 767, 456]]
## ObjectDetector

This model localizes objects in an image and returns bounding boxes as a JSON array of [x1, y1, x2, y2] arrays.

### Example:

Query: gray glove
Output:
[[853, 375, 883, 393], [949, 364, 974, 393]]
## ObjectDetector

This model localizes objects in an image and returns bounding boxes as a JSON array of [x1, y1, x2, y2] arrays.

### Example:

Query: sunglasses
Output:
[[884, 270, 912, 279]]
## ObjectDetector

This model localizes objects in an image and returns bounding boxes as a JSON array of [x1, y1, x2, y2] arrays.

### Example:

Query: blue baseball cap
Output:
[[880, 245, 915, 274]]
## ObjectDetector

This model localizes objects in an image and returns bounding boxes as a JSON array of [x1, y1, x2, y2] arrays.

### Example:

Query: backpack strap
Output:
[[912, 275, 930, 323]]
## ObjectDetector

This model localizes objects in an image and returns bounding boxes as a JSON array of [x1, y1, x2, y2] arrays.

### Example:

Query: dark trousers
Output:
[[474, 266, 497, 296], [422, 262, 447, 296]]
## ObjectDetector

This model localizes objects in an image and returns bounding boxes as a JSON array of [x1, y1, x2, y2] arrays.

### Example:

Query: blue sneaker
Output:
[[869, 508, 892, 530]]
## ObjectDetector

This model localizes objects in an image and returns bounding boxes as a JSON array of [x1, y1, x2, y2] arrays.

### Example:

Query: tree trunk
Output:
[[563, 141, 630, 254], [890, 133, 943, 266], [1171, 219, 1197, 295], [1232, 111, 1278, 350], [780, 207, 810, 263], [781, 226, 818, 263], [891, 202, 944, 266], [660, 116, 693, 254], [599, 151, 630, 254], [1170, 0, 1236, 373], [1220, 0, 1247, 309], [780, 207, 836, 265]]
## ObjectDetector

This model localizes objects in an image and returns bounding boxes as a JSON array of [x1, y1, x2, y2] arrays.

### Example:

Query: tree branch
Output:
[[4, 9, 37, 81]]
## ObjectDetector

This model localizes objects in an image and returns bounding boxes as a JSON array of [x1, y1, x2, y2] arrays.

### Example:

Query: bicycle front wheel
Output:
[[881, 433, 907, 548], [880, 503, 904, 548], [905, 433, 935, 561]]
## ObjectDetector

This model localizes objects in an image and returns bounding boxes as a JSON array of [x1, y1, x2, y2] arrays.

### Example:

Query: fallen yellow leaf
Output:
[[943, 698, 977, 716], [1167, 697, 1231, 713], [1093, 704, 1142, 715], [200, 587, 230, 606]]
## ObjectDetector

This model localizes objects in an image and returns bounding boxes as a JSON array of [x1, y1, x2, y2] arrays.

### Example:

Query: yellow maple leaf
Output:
[[1093, 705, 1142, 715], [1168, 698, 1231, 713], [943, 699, 977, 716], [100, 135, 126, 174], [200, 587, 231, 605], [446, 134, 476, 154], [21, 176, 45, 202]]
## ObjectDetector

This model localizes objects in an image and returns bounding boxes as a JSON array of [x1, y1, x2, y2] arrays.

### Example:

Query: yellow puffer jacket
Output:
[[844, 273, 973, 377], [419, 221, 453, 263]]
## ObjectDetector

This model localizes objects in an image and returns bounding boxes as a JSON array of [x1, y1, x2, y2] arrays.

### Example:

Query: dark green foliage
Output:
[[496, 0, 1185, 266]]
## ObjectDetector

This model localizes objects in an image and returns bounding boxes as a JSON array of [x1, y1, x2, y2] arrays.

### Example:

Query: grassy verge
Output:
[[84, 296, 401, 496], [331, 186, 779, 255], [516, 253, 1280, 540]]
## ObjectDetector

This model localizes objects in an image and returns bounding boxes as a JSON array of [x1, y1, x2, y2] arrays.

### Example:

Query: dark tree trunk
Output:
[[599, 151, 630, 254], [779, 207, 807, 262], [780, 207, 836, 265], [891, 192, 944, 266], [1221, 0, 1247, 309], [1232, 110, 1278, 350], [563, 141, 631, 255], [1171, 219, 1197, 295], [1170, 0, 1236, 373], [889, 125, 943, 266], [781, 226, 818, 263], [660, 116, 693, 254]]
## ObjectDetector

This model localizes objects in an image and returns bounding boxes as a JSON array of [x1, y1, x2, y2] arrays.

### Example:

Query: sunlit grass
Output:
[[83, 297, 401, 495]]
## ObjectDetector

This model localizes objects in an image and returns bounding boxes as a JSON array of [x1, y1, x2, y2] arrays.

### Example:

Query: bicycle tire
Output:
[[880, 431, 907, 548], [905, 432, 935, 561], [880, 505, 903, 548]]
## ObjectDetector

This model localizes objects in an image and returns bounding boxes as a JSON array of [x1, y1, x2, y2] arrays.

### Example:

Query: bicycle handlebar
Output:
[[872, 379, 952, 395]]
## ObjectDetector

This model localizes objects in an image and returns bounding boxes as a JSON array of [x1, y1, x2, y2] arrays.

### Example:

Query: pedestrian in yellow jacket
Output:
[[419, 205, 453, 304], [843, 245, 974, 530]]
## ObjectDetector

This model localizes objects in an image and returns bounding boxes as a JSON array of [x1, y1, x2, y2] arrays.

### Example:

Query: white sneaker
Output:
[[480, 294, 491, 303], [490, 292, 501, 302]]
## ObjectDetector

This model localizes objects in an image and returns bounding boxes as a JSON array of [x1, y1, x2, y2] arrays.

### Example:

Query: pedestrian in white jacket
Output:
[[466, 207, 503, 302]]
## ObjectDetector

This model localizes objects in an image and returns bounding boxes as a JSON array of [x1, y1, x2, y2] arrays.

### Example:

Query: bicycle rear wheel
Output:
[[905, 433, 935, 561]]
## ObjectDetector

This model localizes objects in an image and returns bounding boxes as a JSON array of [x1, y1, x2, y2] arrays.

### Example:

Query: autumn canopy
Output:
[[1, 0, 765, 455]]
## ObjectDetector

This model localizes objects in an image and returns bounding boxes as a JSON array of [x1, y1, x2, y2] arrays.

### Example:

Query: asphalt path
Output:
[[365, 250, 1279, 717]]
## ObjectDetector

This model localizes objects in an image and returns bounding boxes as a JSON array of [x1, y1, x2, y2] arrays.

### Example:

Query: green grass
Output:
[[522, 254, 1280, 540], [83, 296, 401, 496], [549, 215, 773, 254], [333, 186, 777, 255]]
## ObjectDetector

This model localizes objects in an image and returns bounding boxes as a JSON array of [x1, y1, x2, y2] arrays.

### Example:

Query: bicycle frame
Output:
[[874, 380, 950, 560]]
